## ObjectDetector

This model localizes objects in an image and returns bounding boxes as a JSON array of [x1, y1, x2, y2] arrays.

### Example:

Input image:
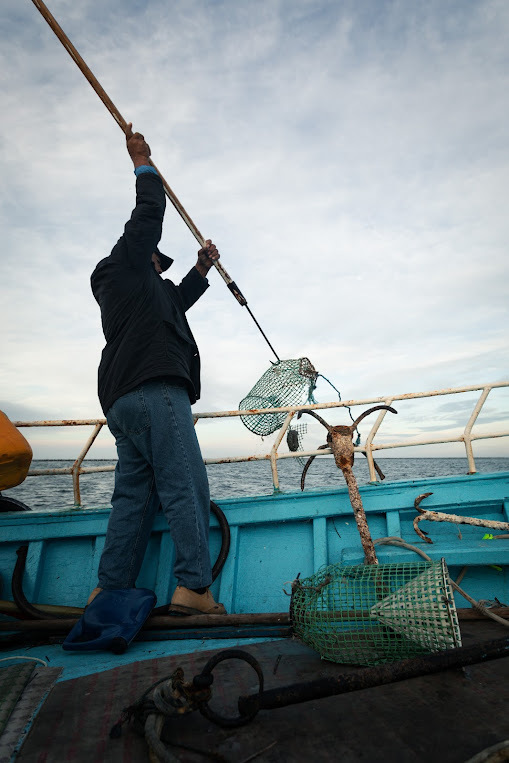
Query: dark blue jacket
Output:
[[91, 172, 208, 414]]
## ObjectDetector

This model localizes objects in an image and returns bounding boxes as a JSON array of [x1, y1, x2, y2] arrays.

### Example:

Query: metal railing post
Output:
[[270, 412, 295, 492], [364, 400, 394, 483], [463, 386, 492, 474], [71, 423, 104, 506]]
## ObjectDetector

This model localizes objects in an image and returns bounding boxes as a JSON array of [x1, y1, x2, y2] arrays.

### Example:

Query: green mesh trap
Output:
[[291, 558, 462, 666], [239, 358, 318, 436]]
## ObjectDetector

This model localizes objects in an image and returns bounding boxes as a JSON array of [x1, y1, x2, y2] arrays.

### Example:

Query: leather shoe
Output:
[[170, 586, 227, 615]]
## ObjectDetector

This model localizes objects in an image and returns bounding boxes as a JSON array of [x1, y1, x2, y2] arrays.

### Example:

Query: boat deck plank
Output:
[[16, 620, 509, 762]]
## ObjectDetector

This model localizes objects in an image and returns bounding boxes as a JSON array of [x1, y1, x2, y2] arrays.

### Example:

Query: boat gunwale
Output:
[[1, 471, 507, 543]]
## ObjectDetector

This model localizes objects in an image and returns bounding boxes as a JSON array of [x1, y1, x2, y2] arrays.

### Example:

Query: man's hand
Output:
[[125, 122, 151, 168], [195, 240, 220, 278]]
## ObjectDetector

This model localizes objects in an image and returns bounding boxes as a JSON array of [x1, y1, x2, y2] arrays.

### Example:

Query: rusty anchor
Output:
[[413, 492, 509, 544], [298, 405, 397, 565]]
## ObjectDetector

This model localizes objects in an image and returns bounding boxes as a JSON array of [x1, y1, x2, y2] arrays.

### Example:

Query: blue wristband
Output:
[[134, 166, 158, 177]]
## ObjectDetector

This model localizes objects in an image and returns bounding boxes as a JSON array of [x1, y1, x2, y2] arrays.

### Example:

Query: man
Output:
[[89, 124, 226, 615]]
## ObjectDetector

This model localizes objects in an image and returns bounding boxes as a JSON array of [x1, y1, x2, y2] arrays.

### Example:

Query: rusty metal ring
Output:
[[195, 649, 264, 728]]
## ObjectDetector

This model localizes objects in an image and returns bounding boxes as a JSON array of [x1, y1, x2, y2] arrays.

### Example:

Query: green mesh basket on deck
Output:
[[291, 559, 462, 666], [239, 358, 318, 436]]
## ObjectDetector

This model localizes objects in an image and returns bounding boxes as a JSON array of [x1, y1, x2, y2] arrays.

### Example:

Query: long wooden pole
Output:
[[30, 0, 280, 362], [0, 612, 291, 630], [1, 608, 508, 631]]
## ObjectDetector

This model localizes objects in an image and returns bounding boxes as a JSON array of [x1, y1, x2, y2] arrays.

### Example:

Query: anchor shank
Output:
[[342, 467, 378, 565]]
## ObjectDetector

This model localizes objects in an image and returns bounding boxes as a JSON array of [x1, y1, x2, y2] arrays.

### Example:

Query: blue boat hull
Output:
[[1, 471, 508, 617]]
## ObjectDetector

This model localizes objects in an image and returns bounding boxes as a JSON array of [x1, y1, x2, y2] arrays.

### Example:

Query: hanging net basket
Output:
[[239, 358, 318, 436], [291, 558, 461, 666]]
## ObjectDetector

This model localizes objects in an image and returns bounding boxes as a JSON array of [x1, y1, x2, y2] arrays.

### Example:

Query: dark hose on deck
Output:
[[12, 546, 70, 620], [11, 500, 230, 620], [238, 636, 509, 716]]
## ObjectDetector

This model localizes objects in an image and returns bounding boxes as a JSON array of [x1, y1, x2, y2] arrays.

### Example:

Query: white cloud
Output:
[[1, 0, 508, 459]]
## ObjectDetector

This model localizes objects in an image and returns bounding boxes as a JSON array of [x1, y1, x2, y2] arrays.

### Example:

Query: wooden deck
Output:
[[15, 619, 509, 762]]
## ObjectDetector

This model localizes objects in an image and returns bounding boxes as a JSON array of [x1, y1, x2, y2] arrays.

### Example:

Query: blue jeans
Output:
[[98, 379, 212, 591]]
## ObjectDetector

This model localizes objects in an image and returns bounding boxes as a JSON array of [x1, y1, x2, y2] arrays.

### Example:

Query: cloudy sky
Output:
[[1, 0, 508, 460]]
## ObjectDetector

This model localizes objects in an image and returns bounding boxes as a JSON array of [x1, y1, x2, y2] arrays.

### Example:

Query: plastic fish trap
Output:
[[290, 559, 462, 666], [239, 358, 318, 436]]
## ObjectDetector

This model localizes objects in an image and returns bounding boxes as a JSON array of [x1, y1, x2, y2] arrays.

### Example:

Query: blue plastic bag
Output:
[[63, 588, 156, 654]]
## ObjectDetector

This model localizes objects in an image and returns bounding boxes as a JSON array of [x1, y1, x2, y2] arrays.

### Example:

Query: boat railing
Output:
[[12, 381, 509, 506]]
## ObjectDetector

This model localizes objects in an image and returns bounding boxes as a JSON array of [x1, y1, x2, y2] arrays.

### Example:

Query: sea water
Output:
[[3, 457, 508, 512]]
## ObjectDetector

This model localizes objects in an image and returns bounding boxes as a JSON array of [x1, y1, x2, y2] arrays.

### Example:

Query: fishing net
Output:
[[239, 358, 318, 436], [291, 558, 461, 666], [286, 422, 308, 452], [286, 422, 309, 467]]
